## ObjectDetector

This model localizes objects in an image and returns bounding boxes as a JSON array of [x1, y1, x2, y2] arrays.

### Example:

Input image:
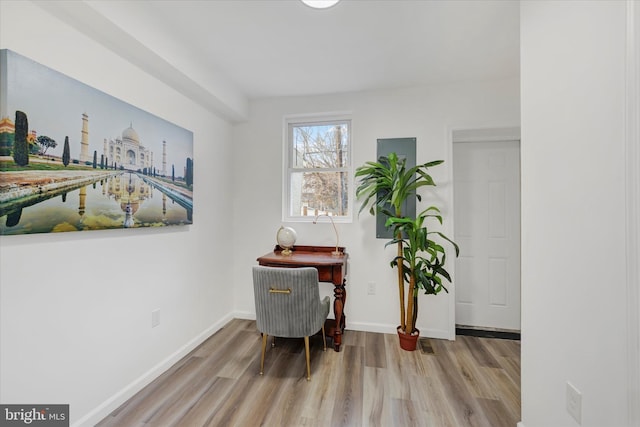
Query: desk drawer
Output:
[[317, 268, 335, 283]]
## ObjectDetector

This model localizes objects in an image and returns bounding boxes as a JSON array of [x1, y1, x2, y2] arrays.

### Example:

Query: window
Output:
[[284, 115, 352, 222]]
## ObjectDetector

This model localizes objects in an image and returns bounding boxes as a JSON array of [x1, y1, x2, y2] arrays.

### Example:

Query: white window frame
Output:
[[282, 112, 353, 223]]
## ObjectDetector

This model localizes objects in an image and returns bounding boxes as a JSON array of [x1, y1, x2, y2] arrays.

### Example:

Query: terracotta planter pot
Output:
[[397, 327, 420, 351]]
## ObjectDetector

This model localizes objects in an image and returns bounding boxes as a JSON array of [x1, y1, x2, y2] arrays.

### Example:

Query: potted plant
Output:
[[355, 152, 459, 350]]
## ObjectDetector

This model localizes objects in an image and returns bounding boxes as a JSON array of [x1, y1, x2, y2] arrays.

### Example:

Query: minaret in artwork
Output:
[[103, 138, 108, 167], [80, 113, 90, 162], [162, 140, 167, 177]]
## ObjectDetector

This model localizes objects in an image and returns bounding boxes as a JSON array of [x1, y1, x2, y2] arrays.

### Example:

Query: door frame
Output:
[[446, 126, 521, 340]]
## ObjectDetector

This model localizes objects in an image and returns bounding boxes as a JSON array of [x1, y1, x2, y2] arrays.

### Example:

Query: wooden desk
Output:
[[257, 245, 348, 352]]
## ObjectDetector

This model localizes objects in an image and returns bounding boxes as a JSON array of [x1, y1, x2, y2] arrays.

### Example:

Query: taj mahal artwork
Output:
[[0, 49, 194, 235], [102, 122, 154, 173]]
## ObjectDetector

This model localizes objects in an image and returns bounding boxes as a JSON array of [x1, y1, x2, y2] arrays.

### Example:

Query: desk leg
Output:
[[333, 279, 346, 352]]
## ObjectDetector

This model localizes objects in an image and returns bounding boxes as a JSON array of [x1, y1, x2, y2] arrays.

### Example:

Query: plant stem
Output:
[[406, 271, 416, 334], [397, 233, 405, 332]]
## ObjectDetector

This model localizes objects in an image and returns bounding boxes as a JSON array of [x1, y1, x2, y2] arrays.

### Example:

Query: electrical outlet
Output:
[[151, 309, 160, 328], [367, 281, 376, 295], [566, 381, 582, 424]]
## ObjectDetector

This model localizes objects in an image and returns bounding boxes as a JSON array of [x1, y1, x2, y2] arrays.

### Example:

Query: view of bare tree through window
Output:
[[289, 120, 350, 218]]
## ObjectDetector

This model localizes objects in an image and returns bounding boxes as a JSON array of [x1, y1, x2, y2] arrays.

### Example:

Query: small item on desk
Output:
[[276, 225, 297, 255], [312, 213, 341, 256]]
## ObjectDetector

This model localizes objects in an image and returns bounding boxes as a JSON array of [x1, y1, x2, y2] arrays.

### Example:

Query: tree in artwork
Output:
[[62, 136, 70, 167], [13, 110, 29, 166], [37, 135, 57, 155], [185, 157, 193, 188]]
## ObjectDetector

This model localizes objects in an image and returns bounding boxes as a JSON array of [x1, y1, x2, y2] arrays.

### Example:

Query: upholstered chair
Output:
[[252, 266, 330, 381]]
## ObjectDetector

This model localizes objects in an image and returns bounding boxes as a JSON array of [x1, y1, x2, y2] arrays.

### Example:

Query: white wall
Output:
[[0, 2, 235, 426], [232, 78, 520, 339], [520, 1, 632, 426], [13, 3, 637, 427]]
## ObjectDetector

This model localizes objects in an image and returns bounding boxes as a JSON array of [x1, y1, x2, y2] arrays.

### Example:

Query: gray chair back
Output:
[[252, 266, 329, 338]]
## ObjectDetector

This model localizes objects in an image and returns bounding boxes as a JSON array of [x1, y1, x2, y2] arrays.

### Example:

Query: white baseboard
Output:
[[344, 321, 453, 340], [72, 312, 235, 427], [516, 422, 525, 427], [345, 321, 397, 335], [233, 310, 256, 320], [234, 314, 454, 341]]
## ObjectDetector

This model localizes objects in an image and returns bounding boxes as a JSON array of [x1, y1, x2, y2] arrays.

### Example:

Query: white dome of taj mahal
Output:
[[122, 124, 140, 144]]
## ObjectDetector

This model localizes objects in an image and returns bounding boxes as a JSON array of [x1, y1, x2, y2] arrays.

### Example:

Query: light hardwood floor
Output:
[[97, 319, 520, 427]]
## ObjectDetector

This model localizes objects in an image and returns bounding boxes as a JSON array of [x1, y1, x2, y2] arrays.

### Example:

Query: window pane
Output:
[[290, 171, 349, 217], [292, 123, 348, 169]]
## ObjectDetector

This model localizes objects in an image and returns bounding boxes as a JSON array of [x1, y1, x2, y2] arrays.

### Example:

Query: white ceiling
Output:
[[36, 0, 520, 121]]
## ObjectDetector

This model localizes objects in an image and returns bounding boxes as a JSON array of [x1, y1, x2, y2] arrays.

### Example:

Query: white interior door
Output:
[[453, 140, 521, 331]]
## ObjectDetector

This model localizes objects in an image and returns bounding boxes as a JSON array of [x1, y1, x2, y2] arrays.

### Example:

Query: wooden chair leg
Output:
[[322, 325, 327, 351], [304, 336, 311, 381], [260, 333, 268, 376], [271, 336, 276, 348]]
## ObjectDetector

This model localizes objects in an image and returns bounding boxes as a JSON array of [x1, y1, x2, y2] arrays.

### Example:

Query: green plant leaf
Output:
[[355, 153, 459, 332]]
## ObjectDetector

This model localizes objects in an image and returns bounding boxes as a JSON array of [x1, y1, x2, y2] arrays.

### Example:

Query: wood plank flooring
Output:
[[97, 319, 520, 427]]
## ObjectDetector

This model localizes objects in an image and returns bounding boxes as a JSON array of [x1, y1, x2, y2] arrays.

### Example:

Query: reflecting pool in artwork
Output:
[[0, 173, 192, 235]]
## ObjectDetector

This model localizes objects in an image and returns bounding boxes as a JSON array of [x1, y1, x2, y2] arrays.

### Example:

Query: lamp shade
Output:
[[276, 226, 297, 255]]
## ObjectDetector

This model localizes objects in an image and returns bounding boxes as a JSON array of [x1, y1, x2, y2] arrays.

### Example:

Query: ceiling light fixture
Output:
[[301, 0, 340, 9]]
